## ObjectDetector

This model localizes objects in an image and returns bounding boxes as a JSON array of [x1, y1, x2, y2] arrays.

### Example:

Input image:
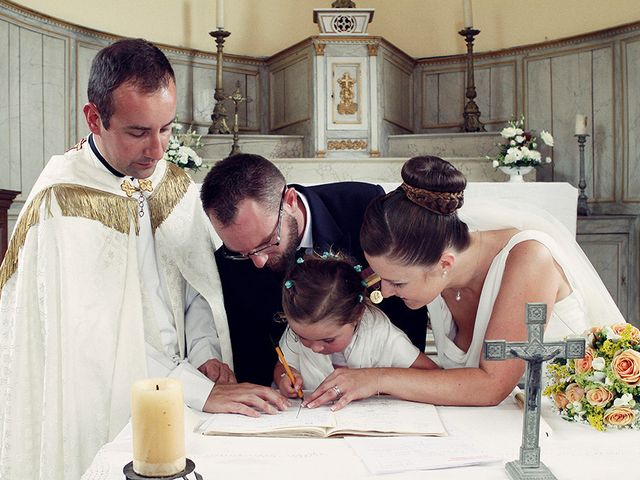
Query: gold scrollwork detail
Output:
[[327, 140, 368, 150], [337, 72, 358, 115], [314, 43, 326, 56]]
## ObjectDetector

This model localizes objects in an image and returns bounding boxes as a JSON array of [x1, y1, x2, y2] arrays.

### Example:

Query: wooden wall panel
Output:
[[592, 46, 615, 202], [624, 38, 640, 202], [19, 28, 45, 193], [0, 19, 10, 190], [382, 56, 412, 130]]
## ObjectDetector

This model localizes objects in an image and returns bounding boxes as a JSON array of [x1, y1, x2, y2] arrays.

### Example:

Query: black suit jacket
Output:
[[215, 182, 429, 385]]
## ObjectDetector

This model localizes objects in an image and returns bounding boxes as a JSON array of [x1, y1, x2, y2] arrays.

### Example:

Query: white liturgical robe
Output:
[[0, 137, 232, 480]]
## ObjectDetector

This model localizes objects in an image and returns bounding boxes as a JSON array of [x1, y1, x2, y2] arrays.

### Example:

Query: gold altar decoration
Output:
[[337, 72, 358, 115], [327, 139, 367, 150]]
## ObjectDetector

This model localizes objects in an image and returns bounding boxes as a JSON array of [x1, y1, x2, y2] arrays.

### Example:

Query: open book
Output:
[[196, 395, 447, 438]]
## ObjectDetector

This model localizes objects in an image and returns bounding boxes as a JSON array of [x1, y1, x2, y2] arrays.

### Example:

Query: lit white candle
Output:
[[216, 0, 224, 29], [463, 0, 473, 28], [132, 378, 185, 477], [575, 114, 588, 135]]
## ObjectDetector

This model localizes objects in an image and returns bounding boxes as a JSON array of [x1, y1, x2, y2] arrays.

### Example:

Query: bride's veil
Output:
[[457, 198, 625, 326]]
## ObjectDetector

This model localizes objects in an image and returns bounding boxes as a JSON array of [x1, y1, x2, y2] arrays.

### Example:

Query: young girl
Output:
[[303, 156, 624, 411], [274, 253, 436, 397]]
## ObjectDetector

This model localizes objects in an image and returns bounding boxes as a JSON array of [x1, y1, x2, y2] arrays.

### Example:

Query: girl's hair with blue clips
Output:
[[282, 251, 367, 326]]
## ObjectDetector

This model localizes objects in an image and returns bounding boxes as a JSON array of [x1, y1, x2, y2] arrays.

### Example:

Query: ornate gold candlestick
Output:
[[459, 27, 485, 132], [208, 28, 231, 134]]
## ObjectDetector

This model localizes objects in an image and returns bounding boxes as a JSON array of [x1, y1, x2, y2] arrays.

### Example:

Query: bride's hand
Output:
[[303, 368, 381, 411]]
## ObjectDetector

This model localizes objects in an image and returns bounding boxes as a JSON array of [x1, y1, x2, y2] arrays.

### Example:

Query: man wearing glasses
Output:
[[201, 154, 428, 387]]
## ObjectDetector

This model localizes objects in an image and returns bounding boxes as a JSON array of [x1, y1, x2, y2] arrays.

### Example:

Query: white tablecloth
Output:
[[82, 394, 635, 480]]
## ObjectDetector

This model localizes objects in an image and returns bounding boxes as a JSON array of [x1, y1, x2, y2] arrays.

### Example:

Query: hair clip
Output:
[[285, 280, 294, 289], [357, 294, 364, 303], [321, 251, 329, 259], [354, 264, 363, 272], [296, 257, 304, 264], [361, 280, 368, 287]]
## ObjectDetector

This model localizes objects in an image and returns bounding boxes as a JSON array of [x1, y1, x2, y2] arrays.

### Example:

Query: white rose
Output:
[[501, 127, 517, 138], [586, 371, 606, 383], [182, 146, 197, 158], [572, 401, 584, 413], [515, 135, 525, 144], [492, 160, 499, 168], [504, 147, 523, 164], [592, 357, 606, 371], [529, 150, 541, 161], [545, 156, 552, 164], [177, 149, 189, 165], [540, 130, 554, 146], [613, 393, 634, 407], [510, 140, 516, 146], [605, 326, 621, 341], [514, 128, 524, 135]]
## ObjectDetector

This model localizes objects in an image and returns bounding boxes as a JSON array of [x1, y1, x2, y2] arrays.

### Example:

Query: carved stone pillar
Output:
[[0, 190, 20, 263]]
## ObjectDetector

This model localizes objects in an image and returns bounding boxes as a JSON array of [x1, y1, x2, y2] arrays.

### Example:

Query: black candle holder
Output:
[[575, 134, 591, 216], [458, 27, 485, 133], [123, 458, 202, 480]]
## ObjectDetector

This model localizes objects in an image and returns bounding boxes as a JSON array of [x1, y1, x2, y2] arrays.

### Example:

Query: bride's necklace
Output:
[[454, 232, 484, 303]]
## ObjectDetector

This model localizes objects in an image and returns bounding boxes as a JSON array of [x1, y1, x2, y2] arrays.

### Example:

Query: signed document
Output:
[[196, 396, 447, 438]]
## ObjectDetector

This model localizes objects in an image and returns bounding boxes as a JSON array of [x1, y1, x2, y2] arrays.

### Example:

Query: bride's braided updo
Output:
[[361, 156, 471, 266]]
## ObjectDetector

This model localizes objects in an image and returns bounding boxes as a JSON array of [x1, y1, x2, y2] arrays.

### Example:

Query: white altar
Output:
[[82, 393, 635, 480]]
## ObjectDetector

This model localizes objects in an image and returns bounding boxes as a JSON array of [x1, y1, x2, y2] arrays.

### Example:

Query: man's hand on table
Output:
[[204, 383, 292, 417], [199, 358, 237, 384]]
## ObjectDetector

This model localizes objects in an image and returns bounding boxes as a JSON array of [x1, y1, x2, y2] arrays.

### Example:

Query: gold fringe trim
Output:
[[53, 184, 139, 235], [0, 184, 138, 293], [148, 163, 191, 234]]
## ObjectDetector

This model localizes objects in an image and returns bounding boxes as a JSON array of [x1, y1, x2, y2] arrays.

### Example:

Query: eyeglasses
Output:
[[222, 187, 286, 260]]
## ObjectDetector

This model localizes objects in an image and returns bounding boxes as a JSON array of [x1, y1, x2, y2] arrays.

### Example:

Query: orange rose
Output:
[[585, 386, 614, 407], [553, 392, 569, 410], [565, 383, 585, 403], [574, 347, 595, 374], [603, 406, 636, 427], [611, 349, 640, 386], [611, 323, 640, 343]]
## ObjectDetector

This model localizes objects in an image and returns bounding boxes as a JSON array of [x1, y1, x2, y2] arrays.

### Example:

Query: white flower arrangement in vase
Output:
[[163, 123, 204, 171], [488, 117, 554, 181]]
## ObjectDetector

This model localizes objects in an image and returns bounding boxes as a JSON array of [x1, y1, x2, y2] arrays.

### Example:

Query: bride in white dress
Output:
[[302, 155, 625, 409]]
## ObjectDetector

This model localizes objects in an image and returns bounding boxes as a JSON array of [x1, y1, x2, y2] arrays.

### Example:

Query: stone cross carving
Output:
[[484, 303, 585, 480]]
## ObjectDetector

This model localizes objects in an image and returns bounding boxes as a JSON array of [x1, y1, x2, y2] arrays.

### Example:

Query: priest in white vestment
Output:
[[0, 38, 287, 480]]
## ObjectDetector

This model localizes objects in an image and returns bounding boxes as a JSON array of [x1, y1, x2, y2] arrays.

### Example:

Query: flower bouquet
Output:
[[488, 117, 554, 168], [544, 323, 640, 431], [163, 122, 204, 171]]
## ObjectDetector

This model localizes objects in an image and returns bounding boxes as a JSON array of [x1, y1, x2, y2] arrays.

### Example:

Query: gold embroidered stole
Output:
[[0, 163, 191, 292]]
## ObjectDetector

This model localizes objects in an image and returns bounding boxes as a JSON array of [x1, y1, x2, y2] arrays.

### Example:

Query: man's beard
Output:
[[265, 213, 300, 272]]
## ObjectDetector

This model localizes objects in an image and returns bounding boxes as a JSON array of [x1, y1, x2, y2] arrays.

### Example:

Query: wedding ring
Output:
[[333, 385, 343, 399]]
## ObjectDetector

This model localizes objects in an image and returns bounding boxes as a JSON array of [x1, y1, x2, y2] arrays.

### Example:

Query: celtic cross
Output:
[[484, 303, 585, 480]]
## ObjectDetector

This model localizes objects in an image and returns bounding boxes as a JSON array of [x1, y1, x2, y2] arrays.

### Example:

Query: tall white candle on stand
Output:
[[131, 378, 185, 477], [463, 0, 473, 28], [217, 0, 225, 29], [575, 114, 588, 135]]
